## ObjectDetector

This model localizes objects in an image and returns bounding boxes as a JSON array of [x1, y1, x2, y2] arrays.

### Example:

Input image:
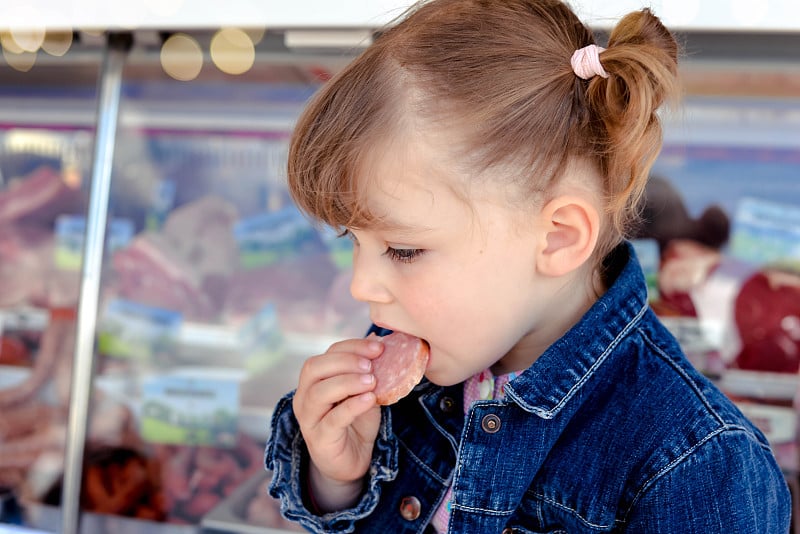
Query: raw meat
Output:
[[0, 166, 85, 227], [222, 253, 338, 331], [0, 225, 52, 307], [111, 232, 218, 321], [161, 196, 239, 281], [0, 309, 75, 408], [372, 332, 429, 406], [734, 269, 800, 373], [0, 223, 80, 309], [108, 196, 241, 321]]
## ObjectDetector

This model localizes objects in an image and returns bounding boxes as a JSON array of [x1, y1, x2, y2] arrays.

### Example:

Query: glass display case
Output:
[[0, 28, 365, 534], [1, 19, 799, 534], [0, 40, 100, 533]]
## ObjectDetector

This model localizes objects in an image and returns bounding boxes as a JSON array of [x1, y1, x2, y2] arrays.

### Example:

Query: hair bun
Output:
[[582, 8, 680, 241]]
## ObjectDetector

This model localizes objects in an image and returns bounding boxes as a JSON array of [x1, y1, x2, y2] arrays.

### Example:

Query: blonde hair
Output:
[[287, 0, 679, 260]]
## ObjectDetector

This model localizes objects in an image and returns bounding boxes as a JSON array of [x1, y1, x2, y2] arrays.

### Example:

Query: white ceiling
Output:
[[3, 0, 800, 32]]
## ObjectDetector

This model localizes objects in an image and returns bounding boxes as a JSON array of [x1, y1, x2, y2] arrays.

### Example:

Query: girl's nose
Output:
[[349, 249, 392, 304]]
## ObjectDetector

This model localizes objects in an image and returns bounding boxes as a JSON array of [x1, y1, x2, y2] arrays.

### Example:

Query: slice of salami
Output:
[[372, 332, 429, 406]]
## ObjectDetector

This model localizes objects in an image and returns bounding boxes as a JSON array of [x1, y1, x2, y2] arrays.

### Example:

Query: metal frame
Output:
[[61, 32, 131, 534]]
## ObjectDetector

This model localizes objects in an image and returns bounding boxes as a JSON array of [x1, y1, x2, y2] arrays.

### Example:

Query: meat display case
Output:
[[1, 11, 800, 534], [0, 27, 364, 534]]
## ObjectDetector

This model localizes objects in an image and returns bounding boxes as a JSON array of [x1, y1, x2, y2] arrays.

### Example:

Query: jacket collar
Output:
[[504, 241, 649, 418]]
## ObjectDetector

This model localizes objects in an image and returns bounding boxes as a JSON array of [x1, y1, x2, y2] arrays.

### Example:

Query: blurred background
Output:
[[0, 1, 798, 533]]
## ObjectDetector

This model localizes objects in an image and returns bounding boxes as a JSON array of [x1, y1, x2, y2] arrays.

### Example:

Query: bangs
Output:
[[289, 148, 377, 232], [286, 39, 405, 232]]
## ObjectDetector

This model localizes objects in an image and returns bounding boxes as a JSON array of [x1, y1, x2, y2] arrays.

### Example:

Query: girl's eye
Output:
[[340, 229, 424, 263], [384, 246, 425, 264]]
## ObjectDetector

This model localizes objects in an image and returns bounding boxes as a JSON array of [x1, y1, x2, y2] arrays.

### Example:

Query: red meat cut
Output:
[[0, 166, 85, 227], [734, 269, 800, 373]]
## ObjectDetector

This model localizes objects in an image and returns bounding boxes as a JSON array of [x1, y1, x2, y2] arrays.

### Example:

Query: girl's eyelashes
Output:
[[384, 246, 426, 264], [340, 228, 425, 264]]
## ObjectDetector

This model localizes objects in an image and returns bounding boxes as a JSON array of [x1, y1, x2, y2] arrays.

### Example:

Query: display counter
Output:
[[1, 23, 799, 534]]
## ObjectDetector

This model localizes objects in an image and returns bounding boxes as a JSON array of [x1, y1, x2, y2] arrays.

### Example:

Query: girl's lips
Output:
[[370, 322, 430, 352]]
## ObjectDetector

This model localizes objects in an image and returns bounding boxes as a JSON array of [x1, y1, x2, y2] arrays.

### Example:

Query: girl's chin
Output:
[[422, 348, 475, 387], [422, 369, 465, 388]]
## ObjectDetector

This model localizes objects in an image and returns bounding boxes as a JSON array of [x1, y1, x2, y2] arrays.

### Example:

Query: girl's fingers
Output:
[[327, 338, 384, 359], [291, 339, 383, 483], [317, 392, 378, 433], [293, 337, 384, 433], [299, 352, 371, 387], [296, 371, 376, 422], [299, 340, 384, 383]]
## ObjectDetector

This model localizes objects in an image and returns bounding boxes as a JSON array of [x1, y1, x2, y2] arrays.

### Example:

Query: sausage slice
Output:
[[372, 332, 429, 405]]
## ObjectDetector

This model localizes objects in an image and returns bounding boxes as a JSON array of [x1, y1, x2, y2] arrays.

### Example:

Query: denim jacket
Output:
[[267, 243, 791, 533]]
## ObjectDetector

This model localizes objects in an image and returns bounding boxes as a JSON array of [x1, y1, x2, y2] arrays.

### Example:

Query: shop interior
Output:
[[1, 7, 799, 534]]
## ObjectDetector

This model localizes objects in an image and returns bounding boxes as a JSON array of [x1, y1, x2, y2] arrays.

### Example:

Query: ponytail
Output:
[[585, 9, 680, 249]]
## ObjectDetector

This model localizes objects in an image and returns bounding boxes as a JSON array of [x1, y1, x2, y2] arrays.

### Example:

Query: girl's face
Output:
[[346, 135, 563, 386]]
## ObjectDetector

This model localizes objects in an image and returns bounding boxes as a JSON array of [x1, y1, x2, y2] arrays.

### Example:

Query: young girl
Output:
[[267, 0, 791, 532]]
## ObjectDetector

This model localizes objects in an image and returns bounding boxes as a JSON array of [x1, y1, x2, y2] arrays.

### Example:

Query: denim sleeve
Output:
[[265, 390, 399, 533], [625, 427, 791, 533]]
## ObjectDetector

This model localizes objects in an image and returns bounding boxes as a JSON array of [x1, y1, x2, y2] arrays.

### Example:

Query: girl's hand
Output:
[[292, 337, 384, 510]]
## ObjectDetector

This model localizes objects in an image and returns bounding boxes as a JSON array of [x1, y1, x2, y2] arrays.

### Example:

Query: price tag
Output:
[[731, 197, 800, 266], [97, 299, 182, 360], [141, 369, 242, 448]]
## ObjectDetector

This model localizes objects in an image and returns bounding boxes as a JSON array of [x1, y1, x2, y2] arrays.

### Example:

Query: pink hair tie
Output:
[[571, 44, 608, 80]]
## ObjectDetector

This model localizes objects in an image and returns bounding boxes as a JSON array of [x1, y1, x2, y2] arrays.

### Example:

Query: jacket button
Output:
[[481, 414, 501, 433], [439, 396, 455, 413], [399, 496, 421, 521]]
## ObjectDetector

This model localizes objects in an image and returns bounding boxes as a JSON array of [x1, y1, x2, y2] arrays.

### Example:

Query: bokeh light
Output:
[[2, 47, 37, 72], [210, 28, 254, 76], [42, 30, 73, 56], [242, 28, 266, 46], [1, 31, 25, 54], [10, 28, 45, 52], [160, 33, 203, 81]]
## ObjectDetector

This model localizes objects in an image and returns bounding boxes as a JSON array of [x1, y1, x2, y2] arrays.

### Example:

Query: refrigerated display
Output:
[[0, 51, 98, 531], [1, 22, 799, 534], [0, 30, 364, 533]]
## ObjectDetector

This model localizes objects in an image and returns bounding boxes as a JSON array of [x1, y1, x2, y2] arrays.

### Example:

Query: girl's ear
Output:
[[536, 195, 600, 277]]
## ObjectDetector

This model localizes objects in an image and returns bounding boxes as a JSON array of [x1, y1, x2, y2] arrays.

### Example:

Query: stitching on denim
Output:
[[415, 484, 447, 534], [623, 425, 729, 521], [641, 329, 726, 427], [451, 410, 475, 498], [397, 436, 449, 484], [450, 502, 515, 516], [265, 394, 291, 466], [643, 330, 775, 459], [418, 392, 459, 451], [643, 329, 774, 447], [535, 496, 544, 525], [620, 330, 777, 522], [509, 301, 649, 418], [723, 424, 775, 453], [527, 491, 621, 530]]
